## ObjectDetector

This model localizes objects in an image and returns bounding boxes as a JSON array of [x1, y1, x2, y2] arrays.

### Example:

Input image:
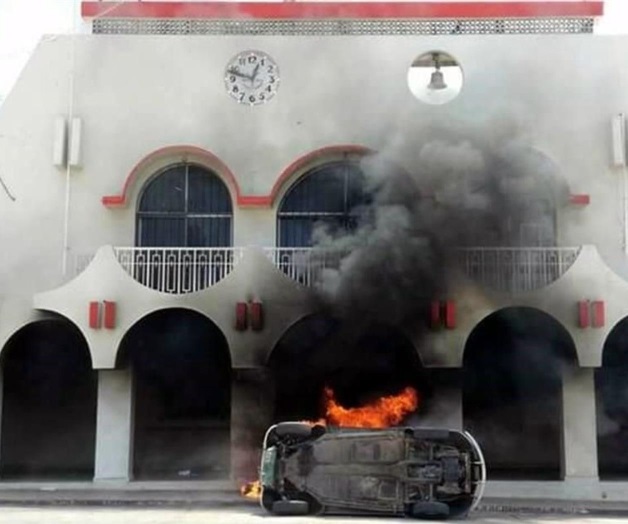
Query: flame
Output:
[[322, 386, 419, 428], [240, 386, 420, 499], [241, 479, 261, 499]]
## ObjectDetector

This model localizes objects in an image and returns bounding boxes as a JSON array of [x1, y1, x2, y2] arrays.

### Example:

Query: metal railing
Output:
[[72, 246, 581, 294], [263, 247, 346, 287], [113, 247, 244, 294], [457, 247, 581, 293]]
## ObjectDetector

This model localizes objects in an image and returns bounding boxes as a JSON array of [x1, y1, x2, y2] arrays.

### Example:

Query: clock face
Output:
[[225, 50, 280, 106]]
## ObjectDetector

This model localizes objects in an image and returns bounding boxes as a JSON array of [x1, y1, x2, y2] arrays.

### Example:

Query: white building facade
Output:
[[1, 0, 628, 501]]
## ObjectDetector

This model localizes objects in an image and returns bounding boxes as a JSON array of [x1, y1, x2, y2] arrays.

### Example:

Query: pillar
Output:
[[0, 368, 3, 465], [415, 369, 463, 430], [94, 368, 134, 481], [231, 368, 275, 486], [561, 367, 598, 479]]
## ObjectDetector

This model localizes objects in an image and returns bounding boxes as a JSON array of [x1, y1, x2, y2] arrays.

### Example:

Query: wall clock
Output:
[[225, 50, 280, 106]]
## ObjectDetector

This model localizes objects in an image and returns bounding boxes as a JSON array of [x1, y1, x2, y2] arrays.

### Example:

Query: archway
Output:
[[269, 314, 429, 422], [597, 318, 628, 478], [463, 307, 577, 479], [117, 308, 231, 479], [0, 319, 96, 479]]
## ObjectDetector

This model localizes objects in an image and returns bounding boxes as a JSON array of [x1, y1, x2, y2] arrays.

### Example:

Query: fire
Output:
[[241, 479, 261, 499], [322, 386, 419, 428], [239, 386, 420, 499]]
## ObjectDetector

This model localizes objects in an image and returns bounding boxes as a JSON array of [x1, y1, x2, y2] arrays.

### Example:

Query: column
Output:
[[561, 367, 598, 479], [415, 369, 463, 430], [94, 368, 134, 481], [231, 368, 275, 486], [0, 368, 3, 465]]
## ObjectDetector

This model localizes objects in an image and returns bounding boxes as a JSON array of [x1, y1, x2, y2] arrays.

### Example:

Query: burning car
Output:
[[259, 422, 486, 519]]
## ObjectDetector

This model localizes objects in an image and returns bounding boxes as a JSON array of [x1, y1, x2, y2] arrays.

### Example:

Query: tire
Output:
[[274, 422, 313, 438], [271, 499, 310, 515], [260, 488, 279, 512], [410, 501, 450, 520]]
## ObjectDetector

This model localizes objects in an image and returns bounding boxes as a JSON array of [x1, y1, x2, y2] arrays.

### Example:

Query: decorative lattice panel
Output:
[[93, 17, 594, 35]]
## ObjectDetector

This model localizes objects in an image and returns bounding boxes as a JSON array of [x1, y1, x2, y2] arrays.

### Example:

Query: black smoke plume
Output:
[[311, 126, 569, 336]]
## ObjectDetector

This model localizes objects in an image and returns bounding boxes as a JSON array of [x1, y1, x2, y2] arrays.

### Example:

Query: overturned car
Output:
[[259, 423, 486, 519]]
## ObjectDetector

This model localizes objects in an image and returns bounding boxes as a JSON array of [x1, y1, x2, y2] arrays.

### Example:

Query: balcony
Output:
[[72, 246, 581, 295], [457, 247, 581, 293], [74, 247, 244, 294]]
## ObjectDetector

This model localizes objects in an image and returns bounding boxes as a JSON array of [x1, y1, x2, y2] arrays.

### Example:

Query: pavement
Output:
[[0, 481, 627, 516]]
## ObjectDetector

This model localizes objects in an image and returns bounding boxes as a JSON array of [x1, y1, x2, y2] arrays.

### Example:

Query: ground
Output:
[[0, 506, 625, 524]]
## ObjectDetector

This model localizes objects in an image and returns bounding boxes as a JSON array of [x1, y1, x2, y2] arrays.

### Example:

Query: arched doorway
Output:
[[1, 318, 96, 479], [597, 318, 628, 478], [269, 314, 428, 422], [117, 308, 231, 480], [463, 307, 577, 479]]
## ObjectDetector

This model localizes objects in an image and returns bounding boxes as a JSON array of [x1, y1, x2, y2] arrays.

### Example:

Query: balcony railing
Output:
[[113, 247, 244, 294], [72, 246, 581, 294], [457, 247, 581, 293], [263, 247, 346, 287]]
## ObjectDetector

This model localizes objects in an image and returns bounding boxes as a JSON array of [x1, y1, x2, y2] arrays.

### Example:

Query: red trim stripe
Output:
[[82, 2, 603, 20]]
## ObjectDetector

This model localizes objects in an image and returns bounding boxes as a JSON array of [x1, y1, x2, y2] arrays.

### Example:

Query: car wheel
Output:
[[260, 488, 279, 511], [410, 501, 450, 520], [274, 422, 313, 438], [271, 499, 310, 515]]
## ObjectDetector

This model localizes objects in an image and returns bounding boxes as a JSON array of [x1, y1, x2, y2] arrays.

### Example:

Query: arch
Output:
[[597, 317, 628, 478], [462, 307, 578, 480], [268, 313, 427, 422], [270, 145, 373, 207], [0, 318, 97, 479], [116, 308, 231, 480], [135, 162, 233, 248], [102, 145, 242, 209], [277, 161, 371, 247]]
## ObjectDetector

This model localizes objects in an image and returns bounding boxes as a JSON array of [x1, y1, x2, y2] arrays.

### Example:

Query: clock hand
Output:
[[227, 67, 249, 79], [251, 63, 260, 80]]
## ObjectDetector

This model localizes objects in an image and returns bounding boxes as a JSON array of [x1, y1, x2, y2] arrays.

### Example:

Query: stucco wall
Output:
[[0, 33, 628, 315]]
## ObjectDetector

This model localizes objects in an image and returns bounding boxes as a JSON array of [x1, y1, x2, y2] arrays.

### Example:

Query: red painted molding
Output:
[[82, 2, 603, 20], [102, 144, 371, 210], [578, 300, 590, 328], [569, 194, 591, 205], [443, 300, 456, 329], [591, 300, 605, 328], [103, 301, 117, 330], [250, 301, 264, 331], [102, 145, 248, 209], [430, 300, 441, 329], [235, 302, 248, 331], [89, 301, 101, 329], [271, 145, 372, 206]]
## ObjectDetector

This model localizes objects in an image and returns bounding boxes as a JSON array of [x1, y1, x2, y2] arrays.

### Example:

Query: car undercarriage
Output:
[[259, 422, 486, 519]]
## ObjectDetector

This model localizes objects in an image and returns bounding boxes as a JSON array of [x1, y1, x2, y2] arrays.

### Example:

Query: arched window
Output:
[[277, 161, 368, 247], [137, 164, 232, 247]]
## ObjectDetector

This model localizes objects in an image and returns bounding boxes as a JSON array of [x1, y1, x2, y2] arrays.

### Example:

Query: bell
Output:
[[428, 69, 447, 90]]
